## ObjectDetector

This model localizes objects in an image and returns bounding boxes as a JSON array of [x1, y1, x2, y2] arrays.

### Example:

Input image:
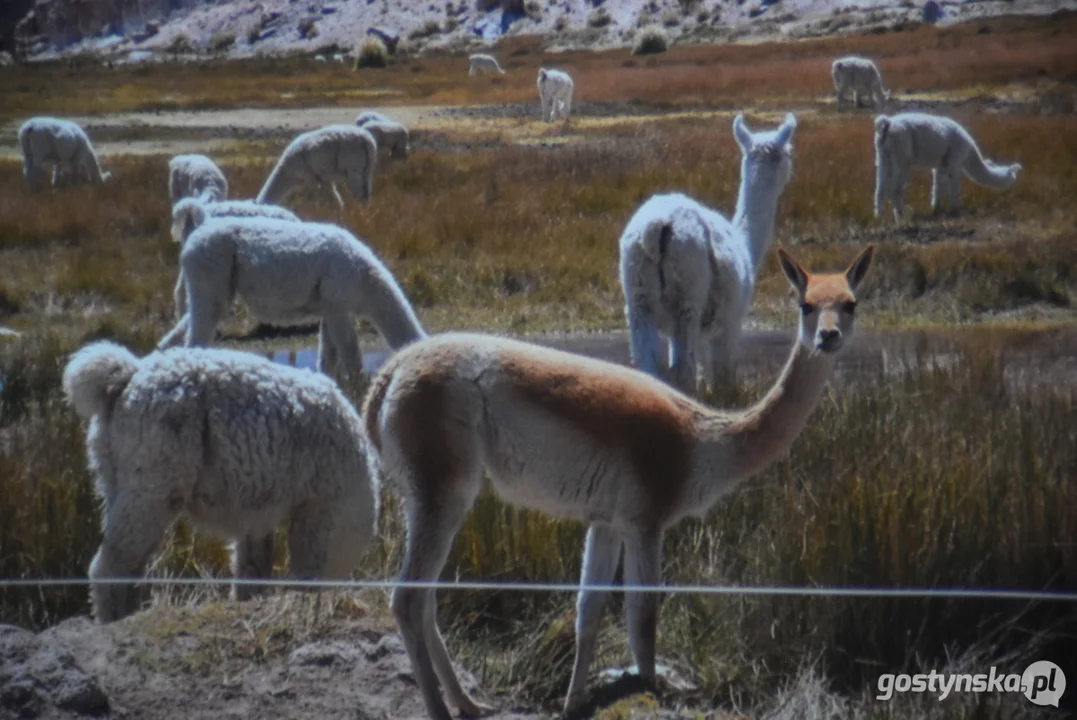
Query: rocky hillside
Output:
[[4, 0, 1070, 64]]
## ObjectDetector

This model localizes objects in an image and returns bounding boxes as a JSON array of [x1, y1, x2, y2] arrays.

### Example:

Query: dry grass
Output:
[[2, 109, 1074, 338]]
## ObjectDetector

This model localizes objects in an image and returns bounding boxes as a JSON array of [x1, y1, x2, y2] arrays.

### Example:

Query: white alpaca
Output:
[[364, 246, 876, 720], [619, 113, 796, 396], [63, 341, 379, 623], [355, 110, 393, 126], [357, 118, 409, 160], [874, 112, 1023, 222], [168, 154, 229, 204], [168, 197, 301, 320], [256, 125, 378, 208], [469, 53, 505, 76], [831, 56, 891, 109], [537, 68, 574, 123], [18, 117, 111, 190], [156, 216, 427, 382], [333, 53, 346, 63]]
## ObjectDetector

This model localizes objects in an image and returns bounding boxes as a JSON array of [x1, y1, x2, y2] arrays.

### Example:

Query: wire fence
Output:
[[3, 576, 1077, 602]]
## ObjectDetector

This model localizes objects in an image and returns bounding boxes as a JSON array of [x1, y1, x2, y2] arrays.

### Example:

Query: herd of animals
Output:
[[12, 49, 1024, 719]]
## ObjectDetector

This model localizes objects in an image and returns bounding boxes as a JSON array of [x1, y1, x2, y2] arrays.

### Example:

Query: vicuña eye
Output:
[[800, 302, 815, 315], [842, 301, 857, 315]]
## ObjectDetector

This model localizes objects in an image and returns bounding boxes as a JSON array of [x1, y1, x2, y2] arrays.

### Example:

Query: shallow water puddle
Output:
[[263, 327, 1077, 392], [264, 347, 388, 374]]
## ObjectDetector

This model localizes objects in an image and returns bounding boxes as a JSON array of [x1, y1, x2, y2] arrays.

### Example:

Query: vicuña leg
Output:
[[890, 166, 910, 222], [425, 591, 493, 716], [186, 288, 228, 347], [707, 318, 742, 394], [931, 168, 944, 214], [394, 469, 486, 720], [874, 159, 891, 220], [317, 319, 340, 378], [668, 308, 702, 395], [565, 523, 623, 714], [626, 301, 664, 384], [321, 310, 363, 382], [89, 475, 174, 622], [345, 167, 372, 204], [623, 528, 662, 687], [231, 532, 275, 601], [945, 166, 963, 215]]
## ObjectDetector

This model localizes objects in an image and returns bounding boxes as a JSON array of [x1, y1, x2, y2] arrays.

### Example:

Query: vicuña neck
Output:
[[733, 173, 781, 270], [705, 338, 837, 484]]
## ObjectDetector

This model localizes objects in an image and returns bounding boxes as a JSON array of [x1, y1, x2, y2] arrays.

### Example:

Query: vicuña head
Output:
[[733, 111, 796, 201], [779, 243, 874, 355]]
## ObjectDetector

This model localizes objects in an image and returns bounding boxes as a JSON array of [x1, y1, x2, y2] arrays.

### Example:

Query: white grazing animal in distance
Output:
[[874, 112, 1022, 222]]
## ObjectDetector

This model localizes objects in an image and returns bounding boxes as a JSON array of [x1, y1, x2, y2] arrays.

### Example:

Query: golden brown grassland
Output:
[[1, 11, 1076, 716]]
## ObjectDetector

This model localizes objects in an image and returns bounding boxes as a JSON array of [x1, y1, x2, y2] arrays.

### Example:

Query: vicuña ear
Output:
[[774, 112, 797, 147], [733, 113, 753, 152], [845, 245, 876, 292], [777, 247, 809, 296]]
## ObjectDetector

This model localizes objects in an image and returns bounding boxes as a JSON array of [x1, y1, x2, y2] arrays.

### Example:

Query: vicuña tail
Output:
[[627, 219, 674, 379], [63, 341, 140, 420], [18, 126, 38, 185]]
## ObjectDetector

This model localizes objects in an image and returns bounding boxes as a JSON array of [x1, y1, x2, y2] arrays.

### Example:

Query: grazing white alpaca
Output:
[[831, 56, 891, 109], [168, 154, 229, 204], [63, 341, 379, 623], [364, 246, 876, 720], [874, 112, 1023, 222], [168, 197, 301, 320], [358, 119, 410, 160], [619, 113, 797, 396], [256, 125, 378, 208], [18, 117, 111, 190], [355, 110, 393, 126], [156, 216, 427, 382], [469, 53, 505, 76], [538, 68, 575, 123]]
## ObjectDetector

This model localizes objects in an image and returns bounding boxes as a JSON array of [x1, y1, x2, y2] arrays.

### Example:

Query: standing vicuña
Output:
[[831, 56, 891, 109], [619, 113, 796, 396], [64, 341, 379, 623], [157, 216, 427, 383], [538, 68, 575, 123], [363, 246, 876, 720], [256, 125, 378, 208], [18, 117, 111, 190], [874, 112, 1022, 222]]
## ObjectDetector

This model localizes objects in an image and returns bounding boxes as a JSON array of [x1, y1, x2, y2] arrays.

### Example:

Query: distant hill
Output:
[[3, 0, 1073, 64]]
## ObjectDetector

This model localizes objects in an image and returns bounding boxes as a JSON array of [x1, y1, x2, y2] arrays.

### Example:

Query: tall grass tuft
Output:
[[355, 37, 390, 70], [632, 26, 669, 56]]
